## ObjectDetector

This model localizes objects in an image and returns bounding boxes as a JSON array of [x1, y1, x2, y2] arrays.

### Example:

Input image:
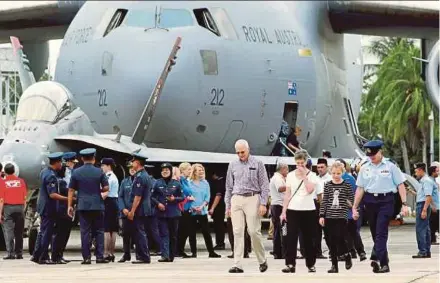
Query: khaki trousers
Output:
[[231, 194, 266, 268]]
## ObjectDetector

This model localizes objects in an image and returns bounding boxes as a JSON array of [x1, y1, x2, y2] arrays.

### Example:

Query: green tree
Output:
[[359, 38, 432, 174]]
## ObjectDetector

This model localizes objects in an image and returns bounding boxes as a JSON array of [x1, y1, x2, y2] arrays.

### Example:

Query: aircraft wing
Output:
[[327, 1, 439, 38], [54, 134, 337, 166], [0, 1, 85, 43]]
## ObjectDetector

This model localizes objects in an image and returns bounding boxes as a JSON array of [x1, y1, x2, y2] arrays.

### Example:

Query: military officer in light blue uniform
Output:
[[32, 152, 67, 265], [412, 163, 433, 258], [352, 140, 408, 274], [151, 163, 185, 262], [67, 148, 110, 264], [128, 153, 153, 264]]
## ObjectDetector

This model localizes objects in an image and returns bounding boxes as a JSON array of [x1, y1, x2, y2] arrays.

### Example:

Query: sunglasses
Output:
[[236, 151, 246, 155]]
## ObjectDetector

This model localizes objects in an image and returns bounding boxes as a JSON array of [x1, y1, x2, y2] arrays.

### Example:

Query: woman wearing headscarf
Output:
[[151, 163, 185, 262]]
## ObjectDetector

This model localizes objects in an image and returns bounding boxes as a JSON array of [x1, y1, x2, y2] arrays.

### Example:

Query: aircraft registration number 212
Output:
[[210, 88, 225, 106], [98, 89, 108, 107]]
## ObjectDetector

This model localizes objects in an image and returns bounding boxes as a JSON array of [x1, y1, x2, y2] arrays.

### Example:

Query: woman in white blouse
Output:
[[280, 150, 320, 273]]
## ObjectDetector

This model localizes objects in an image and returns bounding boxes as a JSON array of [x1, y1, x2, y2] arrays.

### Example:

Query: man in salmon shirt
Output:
[[0, 164, 27, 259]]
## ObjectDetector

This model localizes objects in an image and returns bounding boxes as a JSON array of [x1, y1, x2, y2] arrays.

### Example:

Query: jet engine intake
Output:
[[426, 40, 439, 110]]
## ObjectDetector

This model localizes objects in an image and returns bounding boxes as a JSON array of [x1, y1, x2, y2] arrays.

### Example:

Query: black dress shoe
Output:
[[228, 267, 244, 273], [431, 241, 439, 245], [328, 265, 338, 273], [132, 260, 150, 264], [316, 254, 327, 259], [81, 259, 92, 265], [209, 252, 221, 258], [118, 256, 131, 263], [244, 253, 249, 258], [376, 265, 390, 273], [371, 261, 380, 273], [412, 253, 429, 259], [273, 255, 285, 260], [30, 257, 38, 263], [259, 261, 268, 273], [281, 265, 295, 273], [269, 251, 274, 255], [96, 258, 110, 264], [345, 254, 353, 270], [351, 253, 358, 259], [158, 257, 171, 262], [15, 255, 23, 260], [3, 255, 15, 260], [227, 254, 234, 259], [359, 253, 367, 261], [308, 266, 316, 273], [297, 255, 304, 259]]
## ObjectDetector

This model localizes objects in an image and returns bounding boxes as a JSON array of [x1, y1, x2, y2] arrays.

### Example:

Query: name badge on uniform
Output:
[[249, 167, 256, 171], [380, 170, 390, 177]]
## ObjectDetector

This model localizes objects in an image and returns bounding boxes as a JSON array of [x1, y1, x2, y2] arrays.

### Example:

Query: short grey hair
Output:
[[294, 150, 308, 161], [276, 162, 289, 172], [235, 139, 249, 150]]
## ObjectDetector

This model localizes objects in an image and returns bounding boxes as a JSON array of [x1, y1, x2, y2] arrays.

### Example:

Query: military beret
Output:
[[414, 162, 426, 171], [62, 152, 78, 162], [48, 152, 63, 161], [80, 148, 96, 157], [101, 158, 115, 165]]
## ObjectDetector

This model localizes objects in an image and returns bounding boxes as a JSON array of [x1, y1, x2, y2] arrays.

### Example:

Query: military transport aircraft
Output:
[[0, 1, 437, 187], [0, 0, 437, 252]]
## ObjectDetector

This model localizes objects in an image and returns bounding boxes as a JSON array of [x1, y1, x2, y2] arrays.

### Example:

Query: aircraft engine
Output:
[[426, 40, 439, 110]]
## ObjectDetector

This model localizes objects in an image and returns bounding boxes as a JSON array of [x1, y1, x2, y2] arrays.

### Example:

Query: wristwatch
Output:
[[402, 202, 408, 206]]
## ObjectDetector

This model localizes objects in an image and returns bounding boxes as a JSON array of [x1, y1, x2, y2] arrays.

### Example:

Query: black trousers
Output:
[[270, 205, 286, 258], [430, 210, 439, 242], [285, 209, 316, 268], [326, 218, 349, 265], [177, 211, 196, 255], [227, 217, 251, 255], [121, 218, 136, 258], [314, 201, 330, 256], [212, 208, 226, 246], [346, 219, 365, 256], [51, 217, 72, 261], [189, 214, 215, 254]]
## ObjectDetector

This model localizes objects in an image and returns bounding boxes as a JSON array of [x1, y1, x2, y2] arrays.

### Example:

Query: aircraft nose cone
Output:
[[0, 141, 44, 188]]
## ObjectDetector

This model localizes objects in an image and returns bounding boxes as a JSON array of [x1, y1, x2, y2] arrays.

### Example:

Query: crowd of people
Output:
[[0, 138, 438, 274]]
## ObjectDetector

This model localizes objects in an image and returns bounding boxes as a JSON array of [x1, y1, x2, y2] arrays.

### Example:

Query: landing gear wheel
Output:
[[28, 228, 38, 255]]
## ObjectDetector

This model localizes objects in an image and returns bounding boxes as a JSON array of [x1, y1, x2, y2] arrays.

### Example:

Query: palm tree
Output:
[[360, 38, 432, 173]]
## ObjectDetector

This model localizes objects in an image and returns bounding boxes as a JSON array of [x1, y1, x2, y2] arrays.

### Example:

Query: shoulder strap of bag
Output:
[[288, 171, 311, 204]]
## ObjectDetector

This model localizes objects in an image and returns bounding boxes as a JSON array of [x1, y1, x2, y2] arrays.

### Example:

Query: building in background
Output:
[[0, 45, 21, 135]]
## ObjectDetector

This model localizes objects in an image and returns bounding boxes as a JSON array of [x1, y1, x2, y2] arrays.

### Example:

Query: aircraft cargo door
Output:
[[216, 120, 244, 152]]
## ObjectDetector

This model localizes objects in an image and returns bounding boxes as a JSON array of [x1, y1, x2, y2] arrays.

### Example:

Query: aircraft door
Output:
[[283, 101, 298, 130], [216, 120, 244, 153]]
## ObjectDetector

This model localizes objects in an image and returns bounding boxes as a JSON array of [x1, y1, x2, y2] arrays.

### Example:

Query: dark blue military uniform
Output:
[[151, 163, 184, 262], [69, 148, 109, 263], [51, 152, 77, 263], [32, 152, 63, 264], [356, 140, 406, 273], [118, 174, 135, 261], [130, 153, 153, 264]]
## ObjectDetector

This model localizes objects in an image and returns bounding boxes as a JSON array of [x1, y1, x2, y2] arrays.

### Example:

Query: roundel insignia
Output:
[[366, 148, 371, 153]]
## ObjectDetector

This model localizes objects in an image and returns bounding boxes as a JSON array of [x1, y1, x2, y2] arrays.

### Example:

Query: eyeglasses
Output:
[[236, 151, 246, 155]]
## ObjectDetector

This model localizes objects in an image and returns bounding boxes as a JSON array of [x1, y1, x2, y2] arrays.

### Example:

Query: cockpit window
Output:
[[122, 9, 155, 28], [122, 8, 193, 29], [194, 8, 220, 36], [210, 8, 238, 40], [16, 82, 76, 124], [103, 9, 128, 37], [159, 9, 194, 29]]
